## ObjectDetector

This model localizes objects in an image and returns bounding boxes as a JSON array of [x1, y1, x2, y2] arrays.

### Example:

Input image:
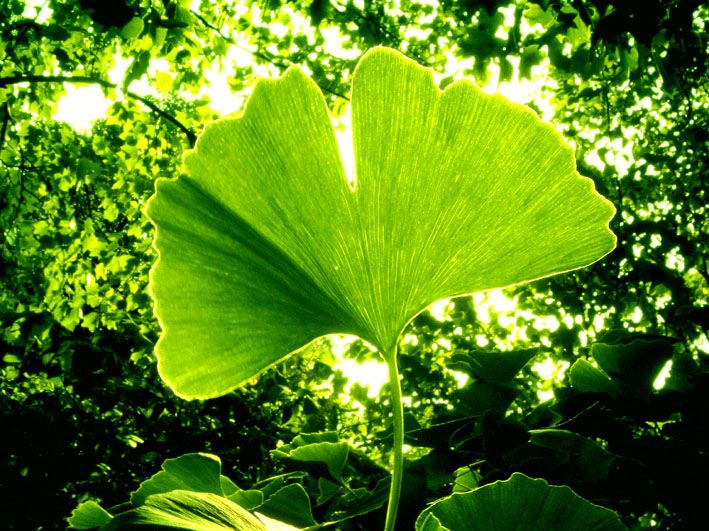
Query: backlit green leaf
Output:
[[256, 483, 317, 528], [569, 358, 620, 396], [119, 17, 145, 40], [147, 47, 615, 399], [272, 432, 349, 484], [591, 338, 674, 394], [447, 348, 537, 383], [105, 490, 267, 530], [68, 500, 113, 529], [227, 488, 264, 511]]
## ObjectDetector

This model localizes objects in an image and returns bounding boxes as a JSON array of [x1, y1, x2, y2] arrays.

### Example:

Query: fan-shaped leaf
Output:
[[272, 431, 349, 484], [569, 358, 621, 396], [448, 348, 537, 383], [131, 453, 224, 506], [105, 490, 267, 530], [68, 501, 113, 529], [147, 47, 615, 399], [415, 472, 626, 530]]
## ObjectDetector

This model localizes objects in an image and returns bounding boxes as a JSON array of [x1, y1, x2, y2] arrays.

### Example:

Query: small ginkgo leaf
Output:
[[272, 431, 349, 484], [569, 358, 621, 396], [447, 348, 537, 383], [147, 47, 615, 399], [256, 483, 317, 528], [68, 500, 113, 529], [276, 441, 349, 483], [131, 453, 224, 506]]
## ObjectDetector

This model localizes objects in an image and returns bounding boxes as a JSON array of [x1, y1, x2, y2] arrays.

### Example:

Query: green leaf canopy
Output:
[[147, 47, 615, 399]]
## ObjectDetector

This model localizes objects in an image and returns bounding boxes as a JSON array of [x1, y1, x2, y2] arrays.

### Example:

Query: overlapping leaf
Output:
[[147, 47, 615, 399], [570, 335, 676, 398], [106, 490, 267, 530], [271, 431, 349, 484], [131, 453, 224, 505], [415, 472, 625, 530]]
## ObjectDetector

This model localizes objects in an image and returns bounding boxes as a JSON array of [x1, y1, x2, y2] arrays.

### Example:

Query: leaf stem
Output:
[[384, 346, 404, 531]]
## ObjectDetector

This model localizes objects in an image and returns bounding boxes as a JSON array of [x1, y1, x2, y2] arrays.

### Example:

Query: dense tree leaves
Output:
[[1, 0, 706, 529]]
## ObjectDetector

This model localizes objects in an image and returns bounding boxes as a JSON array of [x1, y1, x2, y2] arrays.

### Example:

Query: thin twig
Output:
[[0, 102, 9, 152], [190, 8, 350, 101], [8, 147, 26, 228]]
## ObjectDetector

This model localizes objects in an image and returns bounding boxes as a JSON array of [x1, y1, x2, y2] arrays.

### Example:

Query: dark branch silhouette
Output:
[[0, 74, 197, 147]]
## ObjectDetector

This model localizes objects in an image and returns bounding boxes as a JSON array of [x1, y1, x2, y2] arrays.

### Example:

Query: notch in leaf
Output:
[[147, 46, 615, 531], [147, 46, 615, 400]]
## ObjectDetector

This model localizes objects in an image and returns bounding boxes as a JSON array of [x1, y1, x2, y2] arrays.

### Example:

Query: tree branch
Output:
[[190, 9, 350, 101], [0, 75, 196, 146], [124, 90, 196, 146], [0, 102, 9, 152]]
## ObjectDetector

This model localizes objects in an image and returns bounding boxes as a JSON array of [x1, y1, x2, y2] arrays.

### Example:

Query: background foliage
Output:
[[0, 0, 706, 529]]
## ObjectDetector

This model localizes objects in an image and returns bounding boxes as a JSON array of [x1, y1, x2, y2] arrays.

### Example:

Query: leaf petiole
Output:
[[383, 346, 404, 531]]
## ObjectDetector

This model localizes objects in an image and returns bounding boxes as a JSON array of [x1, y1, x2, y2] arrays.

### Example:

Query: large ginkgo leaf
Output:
[[147, 47, 615, 399]]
